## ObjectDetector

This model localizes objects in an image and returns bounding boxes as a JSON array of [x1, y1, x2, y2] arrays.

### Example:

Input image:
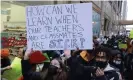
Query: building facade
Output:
[[121, 0, 127, 34], [90, 0, 127, 36], [55, 0, 127, 36], [1, 0, 127, 37]]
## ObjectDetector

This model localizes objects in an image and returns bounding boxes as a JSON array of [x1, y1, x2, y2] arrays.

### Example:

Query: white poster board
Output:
[[26, 3, 92, 50]]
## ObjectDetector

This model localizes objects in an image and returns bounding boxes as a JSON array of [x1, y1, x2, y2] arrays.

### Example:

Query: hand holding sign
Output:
[[24, 48, 33, 60], [64, 49, 71, 58]]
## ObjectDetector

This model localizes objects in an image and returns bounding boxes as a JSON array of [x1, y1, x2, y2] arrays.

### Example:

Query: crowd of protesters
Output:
[[1, 34, 133, 80]]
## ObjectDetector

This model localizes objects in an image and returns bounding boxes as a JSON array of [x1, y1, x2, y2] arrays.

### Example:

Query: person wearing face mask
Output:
[[21, 49, 49, 80], [109, 50, 124, 77], [92, 46, 122, 80], [46, 57, 68, 80]]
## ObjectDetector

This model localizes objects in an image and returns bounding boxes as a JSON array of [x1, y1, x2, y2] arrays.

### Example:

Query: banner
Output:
[[26, 3, 92, 50]]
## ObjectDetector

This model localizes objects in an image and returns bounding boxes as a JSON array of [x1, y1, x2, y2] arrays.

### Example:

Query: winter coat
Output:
[[67, 55, 95, 80], [1, 57, 11, 74], [92, 64, 122, 80], [124, 53, 133, 80], [109, 61, 124, 76], [21, 60, 46, 80], [21, 60, 67, 80], [1, 57, 11, 68]]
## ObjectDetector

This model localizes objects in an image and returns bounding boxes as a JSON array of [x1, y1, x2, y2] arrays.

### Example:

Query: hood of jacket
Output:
[[80, 51, 88, 62], [104, 64, 115, 72]]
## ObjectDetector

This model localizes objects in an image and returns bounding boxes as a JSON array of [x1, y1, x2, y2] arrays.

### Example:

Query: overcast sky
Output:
[[126, 0, 133, 28]]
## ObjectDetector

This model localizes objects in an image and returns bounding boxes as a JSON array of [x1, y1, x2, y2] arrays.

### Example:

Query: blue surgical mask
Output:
[[96, 61, 108, 69]]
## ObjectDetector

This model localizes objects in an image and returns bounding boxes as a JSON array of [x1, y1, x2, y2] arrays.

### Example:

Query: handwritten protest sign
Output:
[[26, 3, 92, 50]]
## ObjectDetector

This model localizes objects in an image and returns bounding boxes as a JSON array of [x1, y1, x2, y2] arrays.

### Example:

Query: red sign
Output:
[[1, 37, 27, 48]]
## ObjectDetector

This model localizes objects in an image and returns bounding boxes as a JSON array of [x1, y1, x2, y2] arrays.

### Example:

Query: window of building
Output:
[[54, 1, 57, 4]]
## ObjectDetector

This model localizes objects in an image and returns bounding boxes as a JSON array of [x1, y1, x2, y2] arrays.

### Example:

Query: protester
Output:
[[92, 46, 122, 80], [46, 57, 68, 80], [124, 39, 133, 80], [21, 50, 48, 80], [3, 34, 133, 80], [1, 48, 12, 74], [66, 49, 95, 80], [21, 49, 68, 80], [110, 50, 124, 76]]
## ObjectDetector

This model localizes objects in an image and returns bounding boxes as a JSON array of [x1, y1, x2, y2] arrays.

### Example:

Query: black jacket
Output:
[[1, 57, 11, 68], [21, 60, 44, 80], [109, 61, 124, 76], [21, 60, 67, 80], [124, 53, 133, 80], [92, 64, 122, 80], [67, 55, 95, 80], [124, 53, 133, 71], [1, 57, 11, 74]]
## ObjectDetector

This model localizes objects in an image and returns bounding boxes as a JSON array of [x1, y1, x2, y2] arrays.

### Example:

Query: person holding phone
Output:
[[92, 46, 122, 80]]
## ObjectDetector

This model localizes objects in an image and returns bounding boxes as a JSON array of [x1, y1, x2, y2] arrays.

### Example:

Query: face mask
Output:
[[114, 46, 117, 48], [51, 59, 60, 68], [36, 63, 44, 72], [96, 61, 107, 69], [48, 65, 58, 75], [113, 60, 121, 65]]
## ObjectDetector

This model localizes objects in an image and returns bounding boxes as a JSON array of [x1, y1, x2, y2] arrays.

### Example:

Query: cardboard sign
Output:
[[26, 3, 93, 50]]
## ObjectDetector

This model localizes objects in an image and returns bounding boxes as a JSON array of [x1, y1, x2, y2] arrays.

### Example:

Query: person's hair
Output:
[[71, 50, 82, 56], [86, 49, 94, 56], [94, 46, 111, 60], [93, 36, 97, 40], [111, 50, 124, 60], [23, 48, 26, 56]]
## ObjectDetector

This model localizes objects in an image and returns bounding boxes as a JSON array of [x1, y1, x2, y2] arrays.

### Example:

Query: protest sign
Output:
[[26, 3, 92, 50]]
